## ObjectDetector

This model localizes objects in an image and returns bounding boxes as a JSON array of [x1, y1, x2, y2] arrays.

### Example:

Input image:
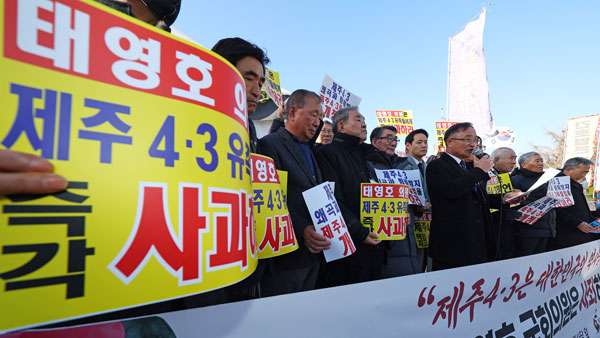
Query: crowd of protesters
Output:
[[2, 0, 600, 325]]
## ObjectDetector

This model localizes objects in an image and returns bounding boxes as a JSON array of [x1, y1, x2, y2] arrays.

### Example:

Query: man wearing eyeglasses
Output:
[[425, 122, 519, 270], [366, 126, 405, 169], [366, 126, 420, 277]]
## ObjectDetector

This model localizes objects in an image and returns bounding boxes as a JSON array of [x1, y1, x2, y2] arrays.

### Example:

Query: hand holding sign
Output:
[[363, 232, 382, 245], [577, 222, 594, 234], [303, 182, 356, 262], [503, 189, 528, 204], [303, 225, 331, 253]]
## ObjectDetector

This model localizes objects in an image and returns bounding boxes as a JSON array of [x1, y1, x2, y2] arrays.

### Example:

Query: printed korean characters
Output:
[[375, 169, 426, 206], [251, 154, 298, 258], [302, 182, 355, 262], [360, 183, 410, 240], [318, 74, 361, 119]]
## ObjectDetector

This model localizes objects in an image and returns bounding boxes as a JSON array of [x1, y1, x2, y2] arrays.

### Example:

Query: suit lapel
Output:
[[441, 153, 465, 176], [406, 156, 417, 170], [279, 129, 317, 185]]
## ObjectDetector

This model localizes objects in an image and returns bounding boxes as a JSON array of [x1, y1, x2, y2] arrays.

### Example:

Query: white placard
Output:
[[302, 182, 355, 262], [375, 168, 426, 206], [517, 196, 560, 225], [547, 176, 574, 207], [318, 74, 361, 119], [527, 168, 561, 193]]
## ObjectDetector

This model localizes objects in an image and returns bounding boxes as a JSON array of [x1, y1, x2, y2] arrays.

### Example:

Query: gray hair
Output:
[[332, 106, 359, 133], [518, 151, 541, 167], [285, 89, 321, 117], [563, 157, 593, 170], [491, 147, 515, 161]]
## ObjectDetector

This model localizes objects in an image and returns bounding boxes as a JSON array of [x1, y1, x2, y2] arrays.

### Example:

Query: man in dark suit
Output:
[[426, 122, 519, 270], [554, 157, 600, 249], [316, 107, 381, 286], [259, 89, 331, 294]]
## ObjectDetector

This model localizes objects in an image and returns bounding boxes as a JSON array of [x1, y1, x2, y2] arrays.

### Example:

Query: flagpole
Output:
[[446, 36, 450, 121]]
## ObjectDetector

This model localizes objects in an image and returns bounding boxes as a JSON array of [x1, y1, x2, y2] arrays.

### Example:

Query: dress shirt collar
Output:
[[446, 152, 463, 165]]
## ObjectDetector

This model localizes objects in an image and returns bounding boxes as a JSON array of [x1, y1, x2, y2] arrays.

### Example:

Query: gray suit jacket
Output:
[[259, 128, 323, 267], [397, 155, 429, 201]]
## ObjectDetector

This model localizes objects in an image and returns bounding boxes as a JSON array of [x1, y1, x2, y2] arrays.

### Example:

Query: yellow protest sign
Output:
[[414, 212, 431, 249], [486, 173, 513, 195], [259, 67, 283, 109], [434, 121, 458, 153], [376, 110, 414, 136], [360, 183, 410, 240], [251, 154, 298, 258], [0, 0, 256, 332], [585, 186, 596, 211]]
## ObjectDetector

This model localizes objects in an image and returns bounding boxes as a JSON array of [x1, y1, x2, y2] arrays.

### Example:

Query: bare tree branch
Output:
[[529, 128, 565, 169]]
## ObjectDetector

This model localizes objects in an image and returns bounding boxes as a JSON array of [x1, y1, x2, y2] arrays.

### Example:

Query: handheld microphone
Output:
[[472, 148, 487, 159]]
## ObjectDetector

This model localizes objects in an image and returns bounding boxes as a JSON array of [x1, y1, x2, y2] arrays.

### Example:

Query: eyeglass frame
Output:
[[378, 135, 400, 143], [449, 137, 477, 144]]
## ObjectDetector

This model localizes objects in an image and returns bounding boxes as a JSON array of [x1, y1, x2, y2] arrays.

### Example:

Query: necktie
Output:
[[417, 162, 425, 178], [459, 160, 468, 172]]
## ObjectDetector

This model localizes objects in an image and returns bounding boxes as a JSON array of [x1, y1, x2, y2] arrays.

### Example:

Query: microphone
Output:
[[472, 148, 488, 159]]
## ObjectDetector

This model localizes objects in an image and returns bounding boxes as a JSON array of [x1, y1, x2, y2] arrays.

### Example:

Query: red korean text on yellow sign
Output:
[[486, 173, 513, 195], [251, 154, 298, 258], [375, 110, 414, 137], [360, 183, 410, 240], [259, 67, 283, 109], [414, 212, 431, 249], [0, 0, 257, 332], [434, 121, 458, 153]]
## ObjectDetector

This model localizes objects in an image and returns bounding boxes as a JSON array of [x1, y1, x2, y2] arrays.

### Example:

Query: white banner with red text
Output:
[[6, 240, 600, 337]]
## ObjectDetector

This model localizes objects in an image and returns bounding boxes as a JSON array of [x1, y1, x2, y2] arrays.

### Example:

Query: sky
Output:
[[173, 1, 600, 156]]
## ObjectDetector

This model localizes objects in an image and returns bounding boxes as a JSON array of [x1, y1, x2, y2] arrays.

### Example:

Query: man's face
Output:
[[445, 127, 477, 160], [338, 110, 367, 141], [522, 155, 544, 173], [494, 150, 517, 173], [566, 163, 591, 182], [287, 96, 321, 142], [317, 123, 333, 144], [373, 129, 398, 157], [406, 133, 428, 160], [235, 56, 265, 115]]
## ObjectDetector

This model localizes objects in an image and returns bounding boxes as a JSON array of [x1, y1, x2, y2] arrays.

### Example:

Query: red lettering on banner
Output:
[[208, 189, 253, 270], [251, 155, 279, 184], [110, 183, 209, 285], [418, 286, 436, 307], [322, 224, 334, 239], [579, 278, 598, 311], [432, 282, 464, 329], [258, 215, 282, 253], [458, 278, 485, 322], [376, 216, 407, 238], [4, 0, 248, 129], [338, 232, 355, 256], [280, 214, 295, 247], [482, 277, 500, 308]]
